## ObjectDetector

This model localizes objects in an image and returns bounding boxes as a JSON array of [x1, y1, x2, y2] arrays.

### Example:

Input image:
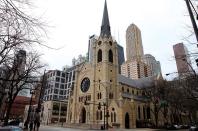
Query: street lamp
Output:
[[93, 80, 111, 130], [24, 89, 35, 129], [84, 100, 108, 130]]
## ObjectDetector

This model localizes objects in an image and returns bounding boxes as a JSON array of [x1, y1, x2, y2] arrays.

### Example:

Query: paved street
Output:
[[39, 125, 189, 131]]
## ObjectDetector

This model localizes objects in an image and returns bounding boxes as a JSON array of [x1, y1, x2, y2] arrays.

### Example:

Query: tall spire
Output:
[[100, 0, 111, 37]]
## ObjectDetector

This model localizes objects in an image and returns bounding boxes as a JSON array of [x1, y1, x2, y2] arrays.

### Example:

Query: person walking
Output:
[[33, 109, 40, 131], [29, 111, 35, 131]]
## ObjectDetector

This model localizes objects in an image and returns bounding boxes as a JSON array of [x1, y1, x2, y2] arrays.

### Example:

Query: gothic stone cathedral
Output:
[[66, 0, 154, 129]]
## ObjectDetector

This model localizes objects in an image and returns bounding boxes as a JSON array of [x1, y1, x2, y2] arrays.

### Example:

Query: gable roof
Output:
[[118, 74, 155, 89]]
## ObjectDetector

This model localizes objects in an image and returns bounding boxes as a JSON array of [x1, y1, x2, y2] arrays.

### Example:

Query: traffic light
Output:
[[196, 58, 198, 67], [98, 102, 101, 110]]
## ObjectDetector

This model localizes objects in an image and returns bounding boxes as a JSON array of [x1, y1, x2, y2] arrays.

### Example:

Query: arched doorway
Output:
[[80, 107, 86, 123], [125, 112, 130, 129]]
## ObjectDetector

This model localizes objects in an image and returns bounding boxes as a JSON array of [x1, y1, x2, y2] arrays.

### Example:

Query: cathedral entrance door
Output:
[[80, 107, 86, 123], [125, 112, 130, 129]]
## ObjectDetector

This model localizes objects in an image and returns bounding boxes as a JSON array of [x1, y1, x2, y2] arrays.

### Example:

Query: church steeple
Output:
[[100, 0, 111, 37]]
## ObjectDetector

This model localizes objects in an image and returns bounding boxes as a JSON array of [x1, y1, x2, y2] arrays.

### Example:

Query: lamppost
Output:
[[93, 80, 111, 130], [100, 82, 110, 130], [24, 89, 35, 129], [84, 101, 108, 130]]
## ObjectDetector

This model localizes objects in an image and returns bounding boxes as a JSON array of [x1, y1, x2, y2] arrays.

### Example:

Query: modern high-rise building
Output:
[[117, 44, 125, 73], [43, 70, 70, 101], [14, 50, 26, 72], [126, 24, 144, 61], [173, 43, 192, 76], [121, 60, 151, 79], [15, 50, 30, 97], [64, 66, 76, 97], [40, 65, 77, 125], [121, 24, 152, 79], [122, 24, 162, 79], [143, 54, 162, 76]]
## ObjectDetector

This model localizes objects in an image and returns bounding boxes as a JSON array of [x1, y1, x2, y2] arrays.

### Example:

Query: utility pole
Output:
[[185, 0, 198, 46]]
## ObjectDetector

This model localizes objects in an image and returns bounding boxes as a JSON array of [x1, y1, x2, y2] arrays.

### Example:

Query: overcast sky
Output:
[[32, 0, 198, 78]]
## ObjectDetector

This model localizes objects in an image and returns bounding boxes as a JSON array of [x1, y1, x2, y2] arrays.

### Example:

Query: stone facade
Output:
[[66, 1, 154, 129]]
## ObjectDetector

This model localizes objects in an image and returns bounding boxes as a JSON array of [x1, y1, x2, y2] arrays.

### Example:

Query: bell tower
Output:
[[92, 0, 119, 113], [68, 0, 120, 126]]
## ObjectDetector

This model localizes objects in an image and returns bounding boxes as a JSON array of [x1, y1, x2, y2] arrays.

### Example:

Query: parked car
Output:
[[18, 122, 23, 129], [8, 120, 20, 126], [189, 125, 198, 131], [181, 124, 190, 129], [166, 124, 181, 130], [166, 124, 177, 130], [0, 126, 22, 131], [174, 124, 181, 129]]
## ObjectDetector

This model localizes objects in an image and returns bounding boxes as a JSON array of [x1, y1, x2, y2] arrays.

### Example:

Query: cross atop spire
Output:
[[100, 0, 111, 37]]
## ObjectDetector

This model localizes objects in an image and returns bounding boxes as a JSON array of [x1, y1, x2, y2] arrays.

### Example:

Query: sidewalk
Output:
[[40, 125, 171, 131]]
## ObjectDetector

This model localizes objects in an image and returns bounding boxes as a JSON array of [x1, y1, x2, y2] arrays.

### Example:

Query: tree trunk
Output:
[[154, 105, 159, 127], [155, 112, 158, 127], [4, 100, 13, 126], [163, 107, 168, 125], [0, 93, 6, 119], [0, 93, 5, 111], [188, 112, 192, 123]]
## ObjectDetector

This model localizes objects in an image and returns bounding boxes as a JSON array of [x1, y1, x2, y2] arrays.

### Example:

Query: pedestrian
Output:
[[33, 109, 40, 131], [29, 111, 35, 131]]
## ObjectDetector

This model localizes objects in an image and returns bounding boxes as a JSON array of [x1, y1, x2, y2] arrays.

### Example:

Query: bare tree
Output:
[[145, 79, 168, 127], [166, 76, 198, 124], [0, 0, 46, 64], [1, 51, 45, 125], [180, 75, 198, 122], [0, 0, 47, 124]]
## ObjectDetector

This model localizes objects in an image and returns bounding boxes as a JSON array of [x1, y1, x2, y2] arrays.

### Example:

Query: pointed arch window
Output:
[[109, 93, 113, 99], [138, 106, 141, 119], [122, 87, 124, 92], [108, 49, 113, 63], [97, 93, 99, 99], [96, 110, 99, 120], [114, 112, 116, 122], [100, 110, 102, 120], [111, 112, 113, 122], [143, 107, 146, 120], [98, 49, 102, 63], [147, 107, 151, 119]]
